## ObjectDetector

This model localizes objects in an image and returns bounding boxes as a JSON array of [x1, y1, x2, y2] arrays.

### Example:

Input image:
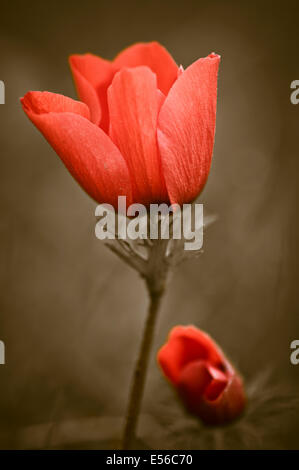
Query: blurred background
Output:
[[0, 0, 299, 449]]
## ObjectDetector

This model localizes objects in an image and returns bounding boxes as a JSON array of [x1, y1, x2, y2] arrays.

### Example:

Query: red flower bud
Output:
[[21, 42, 220, 208], [157, 326, 246, 425]]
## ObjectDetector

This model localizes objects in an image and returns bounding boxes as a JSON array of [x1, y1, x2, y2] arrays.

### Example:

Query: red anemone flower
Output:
[[21, 42, 220, 208], [157, 325, 246, 425]]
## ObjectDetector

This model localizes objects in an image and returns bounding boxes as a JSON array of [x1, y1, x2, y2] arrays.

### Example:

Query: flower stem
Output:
[[121, 239, 168, 450], [121, 286, 164, 450]]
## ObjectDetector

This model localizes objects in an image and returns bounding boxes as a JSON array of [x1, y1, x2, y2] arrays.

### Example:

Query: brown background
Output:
[[0, 0, 299, 449]]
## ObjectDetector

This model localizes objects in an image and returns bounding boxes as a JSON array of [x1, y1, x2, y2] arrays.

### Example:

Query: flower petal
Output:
[[203, 365, 228, 400], [178, 361, 213, 396], [158, 53, 220, 205], [108, 66, 168, 205], [158, 325, 246, 425], [69, 54, 114, 131], [178, 361, 228, 405], [113, 42, 178, 95], [21, 91, 132, 207], [178, 361, 245, 425], [157, 325, 226, 385]]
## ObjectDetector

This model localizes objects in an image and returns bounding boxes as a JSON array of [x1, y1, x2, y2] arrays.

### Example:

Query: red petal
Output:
[[113, 42, 178, 95], [69, 54, 114, 131], [201, 374, 246, 425], [178, 360, 228, 404], [203, 365, 228, 400], [178, 360, 213, 396], [157, 325, 227, 385], [21, 91, 132, 207], [199, 375, 246, 425], [178, 361, 245, 425], [108, 66, 168, 205], [158, 325, 246, 425], [21, 90, 91, 118], [158, 53, 220, 205]]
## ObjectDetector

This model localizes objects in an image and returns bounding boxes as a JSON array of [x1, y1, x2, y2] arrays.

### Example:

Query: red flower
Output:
[[21, 42, 220, 208], [157, 326, 246, 425]]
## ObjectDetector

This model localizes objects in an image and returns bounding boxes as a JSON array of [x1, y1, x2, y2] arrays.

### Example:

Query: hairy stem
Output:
[[121, 287, 164, 450], [121, 239, 168, 450]]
